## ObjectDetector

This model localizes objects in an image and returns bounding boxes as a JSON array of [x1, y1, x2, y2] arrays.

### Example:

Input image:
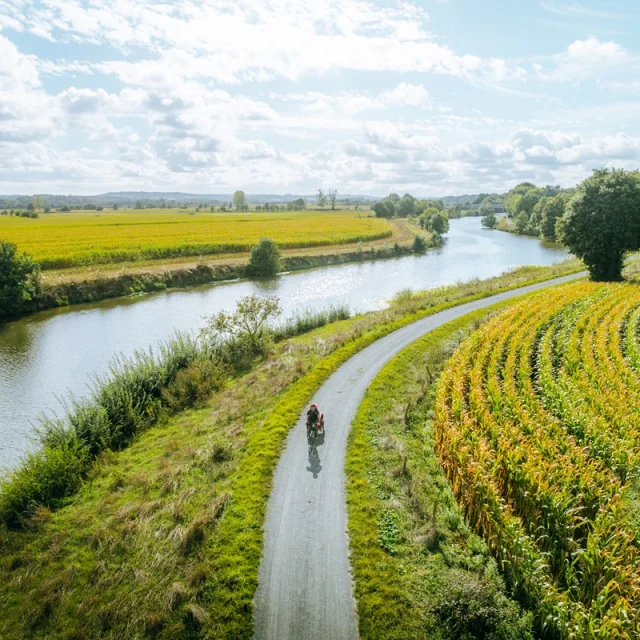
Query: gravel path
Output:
[[253, 272, 583, 640]]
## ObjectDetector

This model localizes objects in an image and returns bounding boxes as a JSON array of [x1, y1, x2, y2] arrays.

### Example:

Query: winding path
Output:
[[253, 272, 583, 640]]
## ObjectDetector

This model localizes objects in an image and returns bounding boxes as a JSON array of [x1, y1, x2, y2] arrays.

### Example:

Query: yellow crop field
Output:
[[0, 209, 391, 269], [435, 282, 640, 638]]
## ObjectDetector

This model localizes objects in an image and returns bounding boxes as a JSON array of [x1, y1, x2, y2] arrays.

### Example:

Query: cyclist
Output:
[[306, 403, 323, 444]]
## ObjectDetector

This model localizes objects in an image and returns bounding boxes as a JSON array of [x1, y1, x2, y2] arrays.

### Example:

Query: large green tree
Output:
[[429, 211, 449, 235], [504, 182, 540, 217], [558, 169, 640, 281], [0, 241, 41, 319], [397, 194, 416, 217]]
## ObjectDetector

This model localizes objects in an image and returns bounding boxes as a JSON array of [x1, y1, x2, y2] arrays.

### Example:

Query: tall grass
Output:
[[273, 304, 351, 341], [0, 304, 353, 529], [0, 336, 201, 528]]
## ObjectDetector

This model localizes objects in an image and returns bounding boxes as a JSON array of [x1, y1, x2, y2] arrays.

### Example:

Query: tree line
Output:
[[482, 169, 640, 281], [373, 192, 450, 236]]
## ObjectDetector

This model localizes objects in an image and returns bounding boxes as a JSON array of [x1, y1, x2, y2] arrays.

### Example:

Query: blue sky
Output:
[[1, 0, 640, 196]]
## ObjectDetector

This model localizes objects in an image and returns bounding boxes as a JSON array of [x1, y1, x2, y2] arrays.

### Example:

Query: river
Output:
[[0, 218, 568, 472]]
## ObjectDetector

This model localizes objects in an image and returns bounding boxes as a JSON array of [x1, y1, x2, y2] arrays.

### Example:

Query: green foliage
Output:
[[432, 575, 533, 640], [558, 168, 640, 281], [247, 237, 282, 276], [429, 211, 449, 235], [397, 194, 416, 217], [0, 260, 583, 637], [513, 212, 530, 235], [540, 192, 570, 242], [373, 199, 396, 218], [328, 189, 338, 210], [0, 240, 40, 320], [160, 358, 229, 410], [200, 294, 281, 365], [0, 444, 90, 528], [481, 211, 497, 229], [233, 190, 247, 210], [272, 304, 351, 341], [378, 509, 402, 554], [419, 209, 449, 235], [504, 183, 542, 218], [412, 234, 427, 252]]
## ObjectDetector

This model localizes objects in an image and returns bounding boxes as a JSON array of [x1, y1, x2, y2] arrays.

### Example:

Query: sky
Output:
[[1, 0, 640, 196]]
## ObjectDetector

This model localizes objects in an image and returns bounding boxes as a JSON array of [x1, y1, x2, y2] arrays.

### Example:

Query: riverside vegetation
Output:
[[0, 260, 582, 639], [0, 213, 434, 319]]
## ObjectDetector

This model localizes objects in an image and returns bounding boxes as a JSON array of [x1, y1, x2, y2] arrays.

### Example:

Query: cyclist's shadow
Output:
[[306, 448, 322, 478]]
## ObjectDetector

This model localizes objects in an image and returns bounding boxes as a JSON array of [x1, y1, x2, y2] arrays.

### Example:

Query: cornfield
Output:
[[435, 282, 640, 639], [0, 209, 391, 269]]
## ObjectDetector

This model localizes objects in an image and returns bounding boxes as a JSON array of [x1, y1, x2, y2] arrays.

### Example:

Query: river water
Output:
[[0, 218, 568, 472]]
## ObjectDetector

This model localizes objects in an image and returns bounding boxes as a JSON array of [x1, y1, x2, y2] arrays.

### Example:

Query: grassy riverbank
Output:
[[0, 260, 583, 639]]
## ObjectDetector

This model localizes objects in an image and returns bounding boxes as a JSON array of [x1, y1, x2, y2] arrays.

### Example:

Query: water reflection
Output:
[[0, 218, 568, 471]]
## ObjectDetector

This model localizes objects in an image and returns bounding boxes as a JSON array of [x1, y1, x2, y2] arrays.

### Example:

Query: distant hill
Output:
[[0, 191, 486, 208], [0, 192, 380, 207]]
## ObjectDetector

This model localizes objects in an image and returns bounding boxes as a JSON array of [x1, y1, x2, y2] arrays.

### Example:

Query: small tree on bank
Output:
[[558, 169, 640, 281], [247, 237, 282, 276], [0, 241, 41, 319], [200, 294, 281, 363], [481, 210, 497, 229], [412, 235, 427, 253]]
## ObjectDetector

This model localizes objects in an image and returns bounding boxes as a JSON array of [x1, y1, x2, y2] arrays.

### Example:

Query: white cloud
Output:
[[0, 2, 639, 195], [380, 82, 432, 108], [540, 1, 623, 19], [0, 0, 518, 88], [536, 36, 633, 82]]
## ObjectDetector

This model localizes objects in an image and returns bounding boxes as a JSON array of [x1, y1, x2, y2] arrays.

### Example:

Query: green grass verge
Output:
[[193, 266, 585, 637], [0, 260, 583, 638], [345, 298, 537, 640]]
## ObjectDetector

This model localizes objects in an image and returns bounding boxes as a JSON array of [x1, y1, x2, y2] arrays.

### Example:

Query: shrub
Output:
[[247, 237, 282, 276], [431, 574, 533, 640], [200, 294, 281, 366], [0, 240, 41, 320], [481, 211, 497, 229], [412, 235, 427, 252], [0, 443, 90, 528], [161, 358, 228, 410]]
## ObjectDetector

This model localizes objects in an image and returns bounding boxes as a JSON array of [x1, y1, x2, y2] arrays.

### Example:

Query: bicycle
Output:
[[307, 422, 318, 457]]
